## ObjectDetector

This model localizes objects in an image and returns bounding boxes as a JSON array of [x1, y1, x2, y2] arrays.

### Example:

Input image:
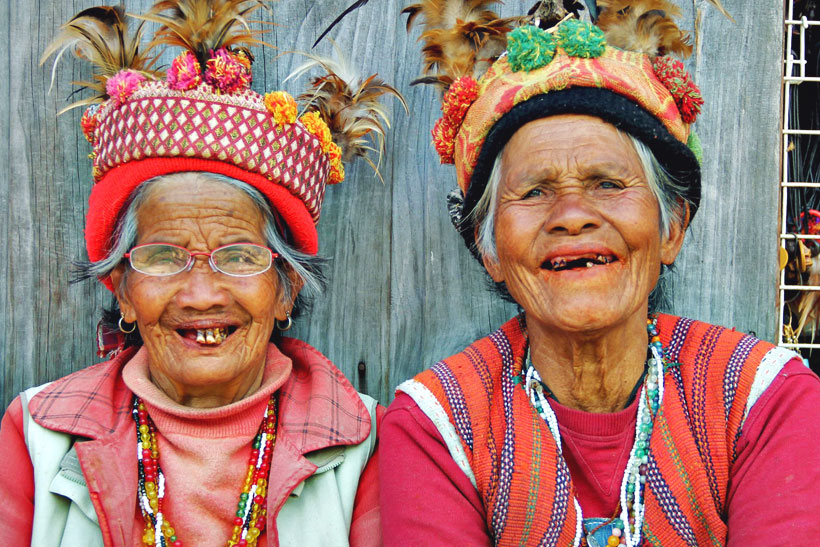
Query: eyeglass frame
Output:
[[123, 242, 280, 277]]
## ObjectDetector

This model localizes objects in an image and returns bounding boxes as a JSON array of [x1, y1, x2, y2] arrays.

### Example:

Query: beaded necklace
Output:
[[520, 317, 665, 547], [132, 393, 278, 547]]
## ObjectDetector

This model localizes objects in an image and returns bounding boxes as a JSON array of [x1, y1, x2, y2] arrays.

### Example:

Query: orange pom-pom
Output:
[[264, 91, 298, 126], [300, 111, 334, 153]]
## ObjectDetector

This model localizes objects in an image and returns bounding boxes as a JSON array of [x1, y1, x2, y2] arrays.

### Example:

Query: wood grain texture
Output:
[[0, 0, 783, 410]]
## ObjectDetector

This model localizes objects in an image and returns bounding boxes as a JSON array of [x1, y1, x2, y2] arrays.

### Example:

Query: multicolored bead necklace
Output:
[[132, 394, 279, 547], [520, 316, 666, 547]]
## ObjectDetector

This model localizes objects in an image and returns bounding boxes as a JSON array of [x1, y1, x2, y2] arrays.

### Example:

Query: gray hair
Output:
[[472, 132, 689, 261], [74, 172, 327, 318]]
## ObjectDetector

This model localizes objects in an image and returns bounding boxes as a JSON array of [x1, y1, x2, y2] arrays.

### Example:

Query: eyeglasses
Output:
[[124, 243, 279, 277]]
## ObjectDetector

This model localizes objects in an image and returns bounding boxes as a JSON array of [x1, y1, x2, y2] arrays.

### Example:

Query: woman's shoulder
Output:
[[657, 313, 798, 368], [18, 348, 137, 439], [408, 315, 527, 385], [275, 338, 376, 451]]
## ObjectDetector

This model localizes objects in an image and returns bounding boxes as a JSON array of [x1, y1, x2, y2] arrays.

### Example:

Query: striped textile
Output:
[[402, 314, 797, 546]]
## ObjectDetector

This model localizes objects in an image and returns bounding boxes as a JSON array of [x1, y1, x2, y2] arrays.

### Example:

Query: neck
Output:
[[148, 365, 267, 409], [527, 312, 650, 413]]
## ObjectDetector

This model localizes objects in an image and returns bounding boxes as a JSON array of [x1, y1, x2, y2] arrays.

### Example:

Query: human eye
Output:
[[130, 244, 188, 274], [214, 244, 270, 274], [595, 179, 624, 190]]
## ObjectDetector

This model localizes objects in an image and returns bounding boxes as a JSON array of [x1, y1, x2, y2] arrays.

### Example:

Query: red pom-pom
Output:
[[80, 107, 99, 144], [432, 117, 457, 164], [441, 76, 479, 127], [653, 56, 704, 124]]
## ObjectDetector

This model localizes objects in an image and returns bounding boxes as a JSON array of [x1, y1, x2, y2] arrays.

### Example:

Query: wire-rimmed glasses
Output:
[[124, 243, 278, 277]]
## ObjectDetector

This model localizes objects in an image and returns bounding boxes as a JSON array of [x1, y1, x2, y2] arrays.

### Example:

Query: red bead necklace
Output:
[[132, 394, 278, 547]]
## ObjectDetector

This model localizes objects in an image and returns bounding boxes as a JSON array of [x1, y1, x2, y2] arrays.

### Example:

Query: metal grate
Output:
[[778, 0, 820, 353]]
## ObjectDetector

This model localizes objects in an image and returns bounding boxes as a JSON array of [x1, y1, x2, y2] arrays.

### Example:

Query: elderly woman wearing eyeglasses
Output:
[[0, 3, 401, 546]]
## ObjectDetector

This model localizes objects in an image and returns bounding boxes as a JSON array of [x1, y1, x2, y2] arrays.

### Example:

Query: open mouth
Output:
[[176, 326, 238, 346], [542, 254, 617, 271]]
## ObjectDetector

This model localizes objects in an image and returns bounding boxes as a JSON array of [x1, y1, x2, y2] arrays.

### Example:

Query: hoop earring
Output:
[[118, 315, 137, 334], [277, 310, 293, 332]]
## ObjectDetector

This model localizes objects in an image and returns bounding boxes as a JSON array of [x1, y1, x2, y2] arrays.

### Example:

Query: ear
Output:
[[109, 263, 136, 322], [277, 265, 305, 320], [475, 224, 505, 282], [660, 201, 690, 265]]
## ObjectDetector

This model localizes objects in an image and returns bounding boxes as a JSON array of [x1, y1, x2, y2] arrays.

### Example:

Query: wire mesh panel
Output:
[[779, 0, 820, 365]]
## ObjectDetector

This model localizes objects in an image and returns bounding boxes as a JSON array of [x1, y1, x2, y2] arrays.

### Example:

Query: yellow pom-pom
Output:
[[326, 141, 345, 184], [328, 158, 345, 185], [264, 91, 298, 126]]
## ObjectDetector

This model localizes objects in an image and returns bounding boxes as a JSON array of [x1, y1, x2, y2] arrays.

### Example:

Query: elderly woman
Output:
[[0, 2, 395, 546], [380, 2, 820, 545]]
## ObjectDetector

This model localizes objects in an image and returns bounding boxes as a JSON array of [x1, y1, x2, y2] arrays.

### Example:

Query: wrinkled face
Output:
[[483, 115, 685, 334], [111, 174, 294, 398]]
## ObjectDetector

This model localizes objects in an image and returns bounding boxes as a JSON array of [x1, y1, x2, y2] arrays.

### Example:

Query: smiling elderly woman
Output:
[[0, 3, 393, 546], [380, 3, 820, 546]]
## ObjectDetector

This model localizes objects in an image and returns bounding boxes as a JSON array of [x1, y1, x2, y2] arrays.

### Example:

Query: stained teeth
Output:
[[586, 261, 594, 268], [195, 327, 227, 345]]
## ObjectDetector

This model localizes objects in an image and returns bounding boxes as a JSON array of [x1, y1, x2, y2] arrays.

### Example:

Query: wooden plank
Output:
[[0, 0, 786, 410]]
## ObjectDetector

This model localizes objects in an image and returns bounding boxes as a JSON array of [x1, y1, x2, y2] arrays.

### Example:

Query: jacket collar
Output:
[[29, 339, 371, 453]]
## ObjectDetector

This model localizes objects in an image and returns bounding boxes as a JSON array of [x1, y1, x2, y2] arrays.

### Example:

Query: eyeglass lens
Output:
[[128, 244, 272, 276]]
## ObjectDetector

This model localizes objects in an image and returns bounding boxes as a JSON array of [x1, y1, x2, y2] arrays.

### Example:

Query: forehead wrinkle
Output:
[[135, 192, 266, 247]]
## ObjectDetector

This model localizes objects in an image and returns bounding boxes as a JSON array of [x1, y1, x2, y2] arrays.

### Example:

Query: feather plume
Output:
[[402, 0, 514, 90], [703, 0, 734, 23], [596, 0, 692, 58], [135, 0, 273, 66], [286, 46, 408, 180], [40, 5, 156, 113]]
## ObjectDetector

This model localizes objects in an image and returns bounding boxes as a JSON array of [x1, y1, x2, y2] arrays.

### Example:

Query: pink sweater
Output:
[[380, 360, 820, 545], [121, 347, 292, 546]]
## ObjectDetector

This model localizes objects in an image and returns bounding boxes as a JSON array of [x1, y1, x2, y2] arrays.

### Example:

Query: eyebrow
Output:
[[509, 160, 639, 186]]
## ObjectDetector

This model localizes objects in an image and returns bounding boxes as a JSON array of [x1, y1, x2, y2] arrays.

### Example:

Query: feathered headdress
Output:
[[287, 46, 408, 181], [135, 0, 273, 66], [41, 0, 404, 296], [39, 5, 158, 113]]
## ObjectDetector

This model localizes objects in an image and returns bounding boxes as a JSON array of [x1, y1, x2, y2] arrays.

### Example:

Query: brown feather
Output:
[[402, 0, 513, 90], [597, 0, 692, 58], [40, 5, 157, 111], [134, 0, 274, 66], [286, 48, 408, 181]]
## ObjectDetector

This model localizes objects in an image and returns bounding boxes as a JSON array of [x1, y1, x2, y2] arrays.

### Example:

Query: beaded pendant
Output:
[[132, 394, 278, 547], [520, 316, 666, 547]]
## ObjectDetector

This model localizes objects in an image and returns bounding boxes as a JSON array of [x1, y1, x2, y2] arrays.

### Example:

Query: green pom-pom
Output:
[[507, 25, 557, 72], [687, 131, 703, 164], [556, 19, 606, 58]]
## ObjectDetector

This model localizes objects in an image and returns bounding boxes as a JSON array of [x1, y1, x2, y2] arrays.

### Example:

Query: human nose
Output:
[[184, 251, 218, 273], [175, 258, 230, 310], [543, 190, 601, 235]]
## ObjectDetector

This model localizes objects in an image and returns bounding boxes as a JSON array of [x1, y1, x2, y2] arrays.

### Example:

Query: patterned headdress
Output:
[[397, 0, 730, 254], [42, 1, 404, 289]]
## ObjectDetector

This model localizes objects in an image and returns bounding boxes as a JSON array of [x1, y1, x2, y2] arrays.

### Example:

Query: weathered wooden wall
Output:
[[0, 0, 783, 410]]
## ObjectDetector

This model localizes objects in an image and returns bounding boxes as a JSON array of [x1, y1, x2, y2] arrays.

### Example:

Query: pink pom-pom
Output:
[[204, 48, 252, 94], [167, 51, 202, 91], [105, 70, 146, 106]]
